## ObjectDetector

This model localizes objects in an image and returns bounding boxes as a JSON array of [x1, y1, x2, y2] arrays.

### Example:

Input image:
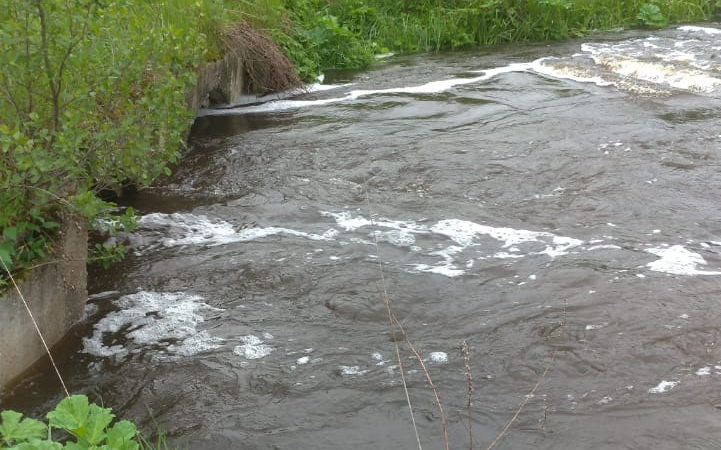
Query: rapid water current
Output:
[[3, 24, 721, 449]]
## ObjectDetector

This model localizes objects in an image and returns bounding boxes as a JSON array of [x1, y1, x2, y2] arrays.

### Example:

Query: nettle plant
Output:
[[0, 395, 141, 450]]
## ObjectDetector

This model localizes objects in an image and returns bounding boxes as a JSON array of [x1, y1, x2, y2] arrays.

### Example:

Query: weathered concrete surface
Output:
[[0, 214, 87, 389], [189, 54, 248, 110]]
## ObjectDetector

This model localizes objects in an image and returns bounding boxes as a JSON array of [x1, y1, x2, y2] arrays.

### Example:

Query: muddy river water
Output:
[[4, 24, 721, 449]]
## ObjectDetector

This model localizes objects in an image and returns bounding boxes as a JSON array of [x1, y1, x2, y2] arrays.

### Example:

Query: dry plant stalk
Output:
[[485, 301, 567, 450], [387, 308, 450, 450], [376, 277, 423, 450], [365, 184, 449, 450], [461, 340, 473, 449], [222, 22, 301, 94], [484, 348, 557, 450]]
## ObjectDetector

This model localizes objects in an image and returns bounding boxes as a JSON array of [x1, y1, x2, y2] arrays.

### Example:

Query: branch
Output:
[[54, 0, 95, 110], [0, 78, 23, 118], [33, 0, 60, 138], [23, 7, 34, 114]]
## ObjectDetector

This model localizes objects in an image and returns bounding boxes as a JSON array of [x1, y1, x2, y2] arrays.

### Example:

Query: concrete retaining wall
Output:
[[189, 53, 248, 110], [0, 214, 87, 389]]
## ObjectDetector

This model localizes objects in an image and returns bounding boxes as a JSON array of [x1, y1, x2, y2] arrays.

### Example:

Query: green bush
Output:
[[0, 0, 211, 284], [1, 395, 143, 449]]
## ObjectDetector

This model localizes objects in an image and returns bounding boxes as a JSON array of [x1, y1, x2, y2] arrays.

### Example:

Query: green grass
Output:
[[319, 0, 717, 55]]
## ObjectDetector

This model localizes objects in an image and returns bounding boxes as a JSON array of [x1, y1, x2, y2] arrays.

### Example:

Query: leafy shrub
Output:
[[0, 395, 142, 449], [0, 0, 209, 284]]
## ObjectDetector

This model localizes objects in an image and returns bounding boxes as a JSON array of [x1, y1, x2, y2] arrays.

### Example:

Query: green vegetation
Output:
[[0, 0, 716, 289], [637, 3, 670, 28], [288, 0, 716, 57], [0, 0, 213, 286], [1, 395, 148, 449]]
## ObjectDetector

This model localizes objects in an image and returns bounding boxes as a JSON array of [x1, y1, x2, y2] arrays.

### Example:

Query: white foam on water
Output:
[[411, 245, 466, 277], [696, 366, 711, 376], [323, 211, 582, 277], [429, 352, 448, 363], [372, 229, 417, 247], [597, 396, 613, 405], [339, 365, 369, 376], [195, 81, 353, 116], [431, 219, 583, 255], [537, 32, 721, 95], [139, 213, 237, 247], [598, 56, 721, 93], [678, 26, 721, 35], [203, 62, 534, 115], [321, 211, 428, 234], [297, 356, 310, 365], [587, 244, 622, 251], [492, 252, 524, 259], [646, 245, 721, 275], [83, 291, 223, 360], [648, 380, 679, 394], [137, 212, 333, 249], [308, 82, 353, 92], [234, 335, 273, 360], [579, 35, 721, 93], [531, 57, 613, 87], [371, 352, 390, 366]]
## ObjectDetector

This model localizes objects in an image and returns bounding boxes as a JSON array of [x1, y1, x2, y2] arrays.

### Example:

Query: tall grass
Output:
[[318, 0, 716, 55]]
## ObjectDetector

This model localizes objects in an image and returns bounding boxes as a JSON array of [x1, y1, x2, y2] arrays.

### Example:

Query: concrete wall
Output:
[[188, 53, 248, 110], [0, 213, 87, 389]]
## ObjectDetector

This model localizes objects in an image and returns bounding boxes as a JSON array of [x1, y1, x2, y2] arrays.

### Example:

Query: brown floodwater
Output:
[[3, 24, 721, 450]]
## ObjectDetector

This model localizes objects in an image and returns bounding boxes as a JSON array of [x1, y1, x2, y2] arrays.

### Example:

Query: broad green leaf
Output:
[[106, 421, 139, 450], [0, 410, 46, 443], [82, 404, 114, 445], [46, 395, 89, 434], [13, 439, 63, 450]]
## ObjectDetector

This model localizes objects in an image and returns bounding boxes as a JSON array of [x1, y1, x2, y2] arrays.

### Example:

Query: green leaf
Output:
[[13, 439, 63, 450], [0, 410, 47, 444], [83, 404, 114, 445], [46, 395, 89, 435], [3, 226, 18, 241], [0, 240, 13, 268], [106, 421, 139, 450]]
